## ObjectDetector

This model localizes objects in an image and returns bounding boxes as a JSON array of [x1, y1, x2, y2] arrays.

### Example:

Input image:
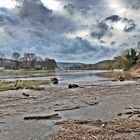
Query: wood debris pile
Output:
[[50, 118, 140, 140]]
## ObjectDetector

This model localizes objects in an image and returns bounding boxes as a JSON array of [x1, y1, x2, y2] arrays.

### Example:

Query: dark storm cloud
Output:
[[19, 0, 52, 21], [56, 38, 120, 62], [105, 15, 136, 32], [123, 20, 136, 32], [105, 15, 121, 22], [63, 3, 76, 15], [61, 0, 104, 7], [62, 0, 110, 19], [60, 37, 98, 54], [18, 0, 77, 32], [90, 20, 113, 39], [63, 3, 91, 15], [91, 15, 136, 39]]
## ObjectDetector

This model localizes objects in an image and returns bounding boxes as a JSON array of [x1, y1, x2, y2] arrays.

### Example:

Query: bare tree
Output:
[[43, 58, 57, 70], [35, 56, 43, 62], [24, 53, 36, 62], [0, 52, 5, 59], [23, 53, 37, 69], [12, 52, 21, 61]]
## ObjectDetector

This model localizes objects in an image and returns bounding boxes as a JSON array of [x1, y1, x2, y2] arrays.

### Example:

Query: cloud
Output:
[[91, 21, 113, 40], [17, 0, 77, 33], [63, 3, 91, 16], [91, 15, 136, 40], [122, 0, 140, 10], [110, 41, 116, 46], [123, 19, 136, 32], [19, 0, 52, 21], [0, 8, 20, 26], [105, 15, 121, 22], [0, 0, 17, 9], [0, 0, 140, 63], [60, 37, 98, 54]]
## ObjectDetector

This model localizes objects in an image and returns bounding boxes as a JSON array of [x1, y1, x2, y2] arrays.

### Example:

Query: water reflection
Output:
[[0, 70, 108, 84], [57, 71, 108, 85]]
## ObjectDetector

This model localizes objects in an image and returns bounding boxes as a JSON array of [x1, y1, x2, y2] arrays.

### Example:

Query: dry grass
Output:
[[98, 71, 131, 79], [0, 80, 49, 91]]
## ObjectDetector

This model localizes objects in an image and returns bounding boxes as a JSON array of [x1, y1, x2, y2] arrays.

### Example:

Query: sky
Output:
[[0, 0, 140, 63]]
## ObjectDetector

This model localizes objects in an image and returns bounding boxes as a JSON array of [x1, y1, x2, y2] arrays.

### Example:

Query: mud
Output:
[[0, 79, 140, 140]]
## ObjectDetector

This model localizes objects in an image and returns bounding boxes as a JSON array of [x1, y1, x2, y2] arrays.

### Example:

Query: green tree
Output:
[[124, 48, 138, 70], [113, 56, 125, 69]]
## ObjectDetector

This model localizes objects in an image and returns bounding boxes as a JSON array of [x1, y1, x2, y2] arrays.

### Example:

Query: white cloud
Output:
[[106, 0, 127, 15], [0, 0, 17, 9], [40, 0, 63, 12]]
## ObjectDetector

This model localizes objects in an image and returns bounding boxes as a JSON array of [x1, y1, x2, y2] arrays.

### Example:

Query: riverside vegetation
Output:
[[0, 80, 50, 91]]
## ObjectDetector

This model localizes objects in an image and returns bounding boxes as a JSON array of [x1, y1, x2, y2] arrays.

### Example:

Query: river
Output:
[[57, 70, 109, 85], [0, 70, 109, 84]]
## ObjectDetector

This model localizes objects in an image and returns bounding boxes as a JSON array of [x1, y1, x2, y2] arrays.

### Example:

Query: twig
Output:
[[129, 105, 135, 111], [90, 133, 98, 140], [125, 106, 140, 118]]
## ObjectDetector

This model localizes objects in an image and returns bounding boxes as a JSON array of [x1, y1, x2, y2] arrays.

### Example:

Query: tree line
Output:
[[0, 52, 57, 70], [68, 47, 140, 70]]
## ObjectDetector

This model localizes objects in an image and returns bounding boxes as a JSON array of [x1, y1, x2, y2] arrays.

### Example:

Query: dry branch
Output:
[[118, 106, 140, 118]]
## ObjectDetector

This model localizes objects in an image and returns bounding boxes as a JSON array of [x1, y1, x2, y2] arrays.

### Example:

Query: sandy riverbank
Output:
[[0, 80, 140, 140]]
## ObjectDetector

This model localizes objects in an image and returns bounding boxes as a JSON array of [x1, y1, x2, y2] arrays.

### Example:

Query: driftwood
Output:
[[125, 107, 140, 110], [22, 92, 30, 97], [126, 106, 140, 118], [55, 106, 80, 112], [24, 113, 60, 120], [51, 77, 59, 84], [118, 76, 125, 81], [117, 106, 140, 118], [0, 122, 5, 123], [68, 84, 84, 89], [83, 101, 99, 106]]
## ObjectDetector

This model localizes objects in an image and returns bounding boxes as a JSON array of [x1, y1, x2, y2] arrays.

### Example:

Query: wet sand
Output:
[[0, 80, 140, 140]]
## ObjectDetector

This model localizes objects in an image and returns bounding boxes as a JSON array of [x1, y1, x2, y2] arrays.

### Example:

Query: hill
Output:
[[57, 62, 85, 69]]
